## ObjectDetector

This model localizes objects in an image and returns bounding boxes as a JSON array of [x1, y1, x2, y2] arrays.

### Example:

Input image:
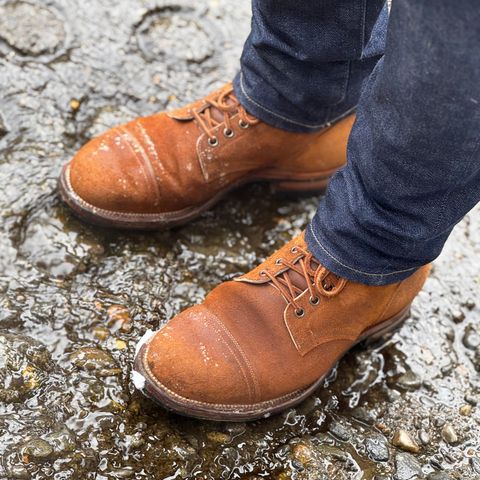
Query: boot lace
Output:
[[192, 86, 258, 146], [260, 246, 347, 317]]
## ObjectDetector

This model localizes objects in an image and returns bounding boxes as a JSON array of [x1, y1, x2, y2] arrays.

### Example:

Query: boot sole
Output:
[[58, 164, 335, 230], [132, 304, 411, 422]]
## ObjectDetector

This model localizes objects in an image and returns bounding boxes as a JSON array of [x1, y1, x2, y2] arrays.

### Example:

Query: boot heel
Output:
[[271, 177, 330, 196], [362, 306, 412, 347]]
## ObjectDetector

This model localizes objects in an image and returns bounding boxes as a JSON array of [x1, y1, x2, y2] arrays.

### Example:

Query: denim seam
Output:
[[239, 71, 356, 130], [307, 223, 418, 277]]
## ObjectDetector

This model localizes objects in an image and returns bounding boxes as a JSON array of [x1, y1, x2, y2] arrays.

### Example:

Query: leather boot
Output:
[[59, 83, 355, 229], [133, 232, 430, 421]]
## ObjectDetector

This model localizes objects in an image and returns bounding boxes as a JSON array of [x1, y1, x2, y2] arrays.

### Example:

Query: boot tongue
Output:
[[207, 93, 238, 123], [283, 269, 308, 293]]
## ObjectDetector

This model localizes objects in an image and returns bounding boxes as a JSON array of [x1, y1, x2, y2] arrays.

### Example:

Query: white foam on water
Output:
[[132, 370, 146, 391], [135, 329, 155, 357]]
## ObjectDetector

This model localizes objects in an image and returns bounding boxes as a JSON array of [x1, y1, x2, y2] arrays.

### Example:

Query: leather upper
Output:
[[67, 83, 355, 214], [144, 233, 431, 405]]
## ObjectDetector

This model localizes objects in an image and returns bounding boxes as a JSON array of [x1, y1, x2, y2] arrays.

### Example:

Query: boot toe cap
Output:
[[136, 306, 256, 407], [65, 127, 159, 214]]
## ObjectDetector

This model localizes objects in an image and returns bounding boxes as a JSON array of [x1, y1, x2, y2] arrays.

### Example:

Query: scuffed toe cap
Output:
[[141, 306, 258, 405], [67, 126, 160, 214]]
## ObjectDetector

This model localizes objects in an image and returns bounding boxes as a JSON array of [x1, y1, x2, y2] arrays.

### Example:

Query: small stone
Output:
[[328, 421, 350, 441], [395, 371, 421, 391], [107, 305, 133, 333], [459, 404, 473, 416], [92, 326, 110, 341], [70, 99, 81, 112], [70, 347, 120, 375], [292, 443, 315, 465], [394, 452, 422, 480], [418, 430, 431, 445], [465, 393, 479, 406], [206, 431, 230, 444], [441, 424, 459, 445], [426, 473, 453, 480], [450, 309, 465, 323], [365, 435, 390, 462], [392, 429, 421, 453], [351, 407, 376, 425], [21, 438, 54, 461], [115, 339, 127, 350], [462, 325, 480, 350], [464, 298, 476, 310]]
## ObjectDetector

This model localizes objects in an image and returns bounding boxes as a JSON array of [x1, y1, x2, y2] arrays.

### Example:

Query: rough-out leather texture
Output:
[[144, 233, 431, 406], [67, 83, 355, 215]]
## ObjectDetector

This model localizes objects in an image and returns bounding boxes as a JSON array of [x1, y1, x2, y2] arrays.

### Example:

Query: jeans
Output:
[[234, 0, 480, 286]]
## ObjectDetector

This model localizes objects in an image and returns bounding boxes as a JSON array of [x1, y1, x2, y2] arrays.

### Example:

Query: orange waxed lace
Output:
[[261, 247, 346, 314], [192, 86, 259, 142]]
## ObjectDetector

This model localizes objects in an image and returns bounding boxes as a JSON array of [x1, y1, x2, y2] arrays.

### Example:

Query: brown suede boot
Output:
[[59, 82, 355, 229], [133, 233, 431, 421]]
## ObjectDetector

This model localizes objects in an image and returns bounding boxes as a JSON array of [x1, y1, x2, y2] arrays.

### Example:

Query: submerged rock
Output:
[[394, 452, 422, 480], [0, 333, 51, 403]]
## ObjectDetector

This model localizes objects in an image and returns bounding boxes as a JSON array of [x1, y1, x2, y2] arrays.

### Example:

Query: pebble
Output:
[[292, 443, 315, 465], [70, 347, 120, 376], [450, 309, 465, 323], [327, 421, 350, 442], [107, 305, 133, 333], [418, 430, 431, 445], [459, 404, 473, 416], [394, 452, 422, 480], [462, 325, 480, 350], [351, 407, 376, 425], [426, 473, 453, 480], [465, 393, 478, 406], [206, 431, 230, 444], [440, 424, 459, 445], [21, 438, 54, 461], [392, 429, 421, 453], [365, 435, 390, 462], [395, 371, 421, 391]]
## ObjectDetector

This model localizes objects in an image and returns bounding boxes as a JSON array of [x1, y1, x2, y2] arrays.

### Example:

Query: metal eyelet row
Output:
[[208, 120, 250, 148]]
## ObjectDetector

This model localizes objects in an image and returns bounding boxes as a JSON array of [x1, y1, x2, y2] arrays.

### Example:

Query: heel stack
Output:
[[271, 177, 330, 196]]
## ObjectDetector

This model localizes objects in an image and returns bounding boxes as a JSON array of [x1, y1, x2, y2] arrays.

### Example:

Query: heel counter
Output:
[[287, 113, 356, 174], [381, 265, 432, 321]]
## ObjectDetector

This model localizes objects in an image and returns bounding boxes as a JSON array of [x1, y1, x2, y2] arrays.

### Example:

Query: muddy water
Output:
[[0, 0, 479, 479]]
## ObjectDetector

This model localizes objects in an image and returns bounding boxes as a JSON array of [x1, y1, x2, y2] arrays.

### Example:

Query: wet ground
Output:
[[0, 0, 479, 479]]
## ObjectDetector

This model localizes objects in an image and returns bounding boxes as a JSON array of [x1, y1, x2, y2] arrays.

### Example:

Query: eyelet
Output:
[[239, 120, 250, 129], [223, 128, 234, 138], [295, 308, 305, 318], [259, 270, 267, 276], [275, 258, 283, 265], [208, 136, 219, 147], [309, 297, 320, 306], [322, 282, 334, 292], [290, 247, 298, 254]]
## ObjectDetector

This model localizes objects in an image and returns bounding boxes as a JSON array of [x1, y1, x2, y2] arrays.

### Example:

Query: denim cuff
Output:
[[305, 222, 419, 286], [233, 71, 357, 133]]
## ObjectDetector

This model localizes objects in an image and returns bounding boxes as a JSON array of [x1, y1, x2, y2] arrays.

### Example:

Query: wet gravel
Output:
[[0, 0, 479, 478]]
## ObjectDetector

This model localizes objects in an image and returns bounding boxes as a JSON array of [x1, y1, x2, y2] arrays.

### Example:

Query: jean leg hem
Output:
[[233, 71, 356, 133], [305, 223, 420, 286]]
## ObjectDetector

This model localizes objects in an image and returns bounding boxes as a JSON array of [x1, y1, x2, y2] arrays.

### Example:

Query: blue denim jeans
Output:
[[234, 0, 480, 286]]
